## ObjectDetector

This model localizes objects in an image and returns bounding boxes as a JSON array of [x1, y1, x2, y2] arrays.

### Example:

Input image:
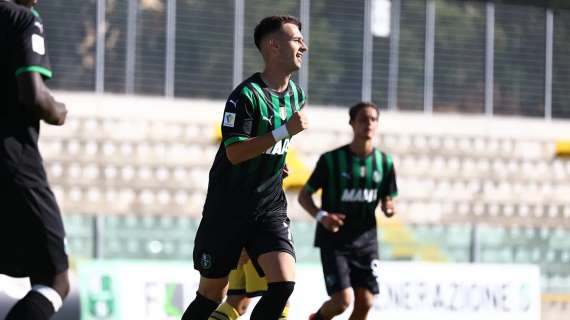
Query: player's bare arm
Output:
[[381, 196, 395, 218], [226, 109, 308, 165], [298, 187, 345, 233], [17, 72, 67, 126]]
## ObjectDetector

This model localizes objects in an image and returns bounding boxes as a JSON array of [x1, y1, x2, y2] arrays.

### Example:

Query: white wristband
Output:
[[32, 285, 63, 312], [271, 125, 290, 141], [315, 210, 328, 223]]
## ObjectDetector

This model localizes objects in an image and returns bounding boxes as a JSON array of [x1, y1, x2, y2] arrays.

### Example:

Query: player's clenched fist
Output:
[[285, 110, 309, 136]]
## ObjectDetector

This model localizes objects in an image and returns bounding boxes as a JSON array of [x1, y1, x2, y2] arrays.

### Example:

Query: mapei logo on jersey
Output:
[[264, 138, 290, 155], [223, 112, 236, 127], [31, 34, 45, 55], [341, 188, 378, 203]]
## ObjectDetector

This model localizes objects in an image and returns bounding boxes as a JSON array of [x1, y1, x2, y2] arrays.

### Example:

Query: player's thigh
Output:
[[347, 247, 380, 294], [246, 214, 295, 279], [257, 251, 295, 283], [193, 216, 245, 278], [320, 248, 352, 296]]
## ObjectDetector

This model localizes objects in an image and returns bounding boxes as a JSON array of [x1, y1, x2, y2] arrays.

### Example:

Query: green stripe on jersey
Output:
[[15, 66, 52, 79], [299, 86, 306, 106], [374, 150, 383, 181], [386, 153, 393, 170], [31, 8, 40, 18], [304, 184, 316, 193], [284, 93, 293, 119], [250, 83, 269, 135], [289, 81, 300, 111], [271, 93, 281, 128], [224, 136, 248, 147], [241, 86, 256, 108]]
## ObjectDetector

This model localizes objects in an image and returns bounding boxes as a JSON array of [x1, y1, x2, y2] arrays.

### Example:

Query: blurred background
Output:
[[1, 0, 569, 319]]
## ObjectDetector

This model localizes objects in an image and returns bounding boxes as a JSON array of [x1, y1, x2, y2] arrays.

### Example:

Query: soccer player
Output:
[[0, 1, 69, 319], [298, 102, 398, 320], [181, 15, 308, 320]]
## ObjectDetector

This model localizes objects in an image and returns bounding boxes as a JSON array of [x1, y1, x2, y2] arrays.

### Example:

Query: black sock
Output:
[[181, 292, 219, 320], [250, 281, 295, 320], [5, 291, 55, 320]]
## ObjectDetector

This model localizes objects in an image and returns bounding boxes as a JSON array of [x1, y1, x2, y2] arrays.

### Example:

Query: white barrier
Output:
[[76, 261, 540, 320]]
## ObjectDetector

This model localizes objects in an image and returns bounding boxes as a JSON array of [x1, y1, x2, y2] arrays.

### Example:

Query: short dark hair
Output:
[[349, 102, 379, 122], [254, 16, 302, 50]]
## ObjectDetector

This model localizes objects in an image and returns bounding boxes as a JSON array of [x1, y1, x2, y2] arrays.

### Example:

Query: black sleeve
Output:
[[380, 160, 398, 199], [12, 13, 52, 79], [304, 155, 326, 193], [221, 90, 256, 148]]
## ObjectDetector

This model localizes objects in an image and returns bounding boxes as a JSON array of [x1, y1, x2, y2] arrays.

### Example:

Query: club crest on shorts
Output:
[[200, 253, 212, 270]]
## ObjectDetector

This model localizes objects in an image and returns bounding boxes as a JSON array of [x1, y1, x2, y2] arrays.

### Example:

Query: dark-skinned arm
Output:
[[17, 72, 67, 125]]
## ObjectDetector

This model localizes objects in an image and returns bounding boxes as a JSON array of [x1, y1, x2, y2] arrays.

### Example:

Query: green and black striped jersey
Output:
[[203, 73, 306, 218], [305, 145, 398, 249]]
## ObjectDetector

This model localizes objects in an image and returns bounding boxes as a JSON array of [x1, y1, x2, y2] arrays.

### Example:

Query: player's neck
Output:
[[349, 139, 374, 156], [260, 68, 291, 93]]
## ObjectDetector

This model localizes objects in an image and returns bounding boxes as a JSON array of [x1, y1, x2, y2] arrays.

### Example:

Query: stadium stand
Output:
[[38, 92, 570, 318]]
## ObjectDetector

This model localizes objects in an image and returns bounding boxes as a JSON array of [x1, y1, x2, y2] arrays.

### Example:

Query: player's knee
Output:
[[226, 296, 250, 315], [198, 278, 228, 302], [353, 296, 373, 313], [331, 291, 352, 313], [353, 289, 374, 312]]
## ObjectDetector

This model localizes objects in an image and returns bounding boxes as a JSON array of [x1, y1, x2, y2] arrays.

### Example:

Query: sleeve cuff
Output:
[[304, 184, 316, 193], [15, 65, 53, 79], [223, 136, 248, 147]]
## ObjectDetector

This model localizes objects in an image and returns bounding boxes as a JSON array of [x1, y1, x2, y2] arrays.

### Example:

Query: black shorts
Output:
[[0, 181, 68, 278], [193, 208, 295, 279], [319, 244, 380, 296]]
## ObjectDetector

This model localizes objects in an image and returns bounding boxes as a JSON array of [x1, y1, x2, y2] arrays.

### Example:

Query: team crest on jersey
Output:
[[373, 171, 381, 183], [223, 112, 236, 127], [200, 253, 212, 270]]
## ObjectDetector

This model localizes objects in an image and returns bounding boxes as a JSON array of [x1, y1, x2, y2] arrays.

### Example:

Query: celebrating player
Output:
[[182, 15, 308, 320]]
